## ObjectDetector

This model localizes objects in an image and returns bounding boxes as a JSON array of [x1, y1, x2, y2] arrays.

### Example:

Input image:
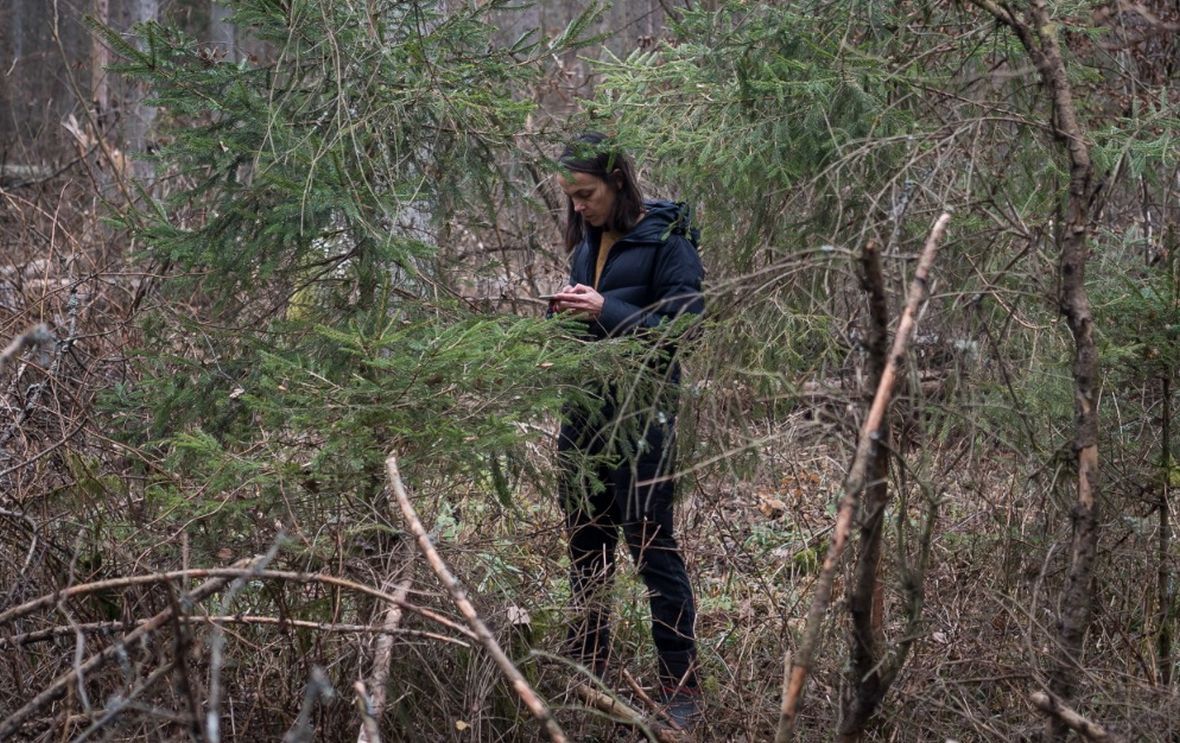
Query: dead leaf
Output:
[[507, 605, 531, 626], [757, 494, 787, 518]]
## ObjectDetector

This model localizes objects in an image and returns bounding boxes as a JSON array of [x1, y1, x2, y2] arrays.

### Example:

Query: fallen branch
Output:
[[575, 684, 680, 743], [1030, 691, 1125, 742], [0, 567, 472, 639], [386, 455, 567, 743], [775, 213, 951, 743], [0, 615, 466, 648]]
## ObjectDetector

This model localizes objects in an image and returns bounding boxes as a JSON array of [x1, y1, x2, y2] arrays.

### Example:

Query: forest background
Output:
[[1, 0, 1178, 740]]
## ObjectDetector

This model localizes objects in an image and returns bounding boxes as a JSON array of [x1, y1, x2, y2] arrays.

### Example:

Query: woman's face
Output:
[[559, 170, 618, 228]]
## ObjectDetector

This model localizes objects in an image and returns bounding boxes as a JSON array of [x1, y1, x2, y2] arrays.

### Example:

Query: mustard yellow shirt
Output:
[[593, 231, 620, 289]]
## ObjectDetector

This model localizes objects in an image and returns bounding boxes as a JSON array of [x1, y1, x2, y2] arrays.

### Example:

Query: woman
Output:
[[548, 132, 705, 727]]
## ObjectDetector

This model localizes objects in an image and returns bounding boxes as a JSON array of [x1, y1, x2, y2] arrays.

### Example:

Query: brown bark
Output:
[[837, 240, 891, 741], [775, 213, 951, 743], [966, 2, 1101, 738]]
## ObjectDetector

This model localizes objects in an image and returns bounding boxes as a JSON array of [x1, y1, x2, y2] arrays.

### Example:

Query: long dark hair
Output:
[[559, 132, 645, 252]]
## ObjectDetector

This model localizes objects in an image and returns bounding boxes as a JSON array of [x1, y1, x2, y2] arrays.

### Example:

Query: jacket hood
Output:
[[625, 200, 698, 246]]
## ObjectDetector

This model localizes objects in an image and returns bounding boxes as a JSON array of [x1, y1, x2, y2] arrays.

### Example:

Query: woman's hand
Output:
[[551, 284, 604, 320]]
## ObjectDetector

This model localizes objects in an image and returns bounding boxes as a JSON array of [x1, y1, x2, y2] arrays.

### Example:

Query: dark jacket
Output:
[[566, 200, 705, 341], [557, 201, 704, 474]]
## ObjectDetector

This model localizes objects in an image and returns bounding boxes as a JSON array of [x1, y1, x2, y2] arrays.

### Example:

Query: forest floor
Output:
[[467, 408, 1174, 742]]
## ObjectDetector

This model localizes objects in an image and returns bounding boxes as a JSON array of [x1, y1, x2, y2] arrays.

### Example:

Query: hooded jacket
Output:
[[556, 200, 704, 474], [566, 199, 705, 341]]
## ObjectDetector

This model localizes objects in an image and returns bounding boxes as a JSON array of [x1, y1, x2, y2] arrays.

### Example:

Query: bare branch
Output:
[[207, 540, 282, 743], [775, 212, 952, 743], [0, 560, 249, 739], [354, 681, 382, 743], [386, 455, 568, 743], [0, 567, 473, 639], [1030, 692, 1125, 742], [0, 323, 53, 374], [0, 615, 467, 648], [282, 666, 334, 743], [357, 571, 413, 743]]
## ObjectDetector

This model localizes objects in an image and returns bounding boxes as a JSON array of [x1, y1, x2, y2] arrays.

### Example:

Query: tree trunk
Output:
[[1030, 7, 1101, 736], [92, 0, 111, 130], [838, 240, 891, 741], [967, 2, 1103, 737], [123, 0, 158, 180]]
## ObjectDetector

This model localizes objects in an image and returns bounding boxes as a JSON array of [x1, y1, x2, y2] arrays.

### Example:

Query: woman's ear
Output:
[[611, 169, 624, 190]]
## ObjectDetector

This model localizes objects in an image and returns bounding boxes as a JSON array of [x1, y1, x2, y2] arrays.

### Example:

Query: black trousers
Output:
[[558, 423, 698, 688]]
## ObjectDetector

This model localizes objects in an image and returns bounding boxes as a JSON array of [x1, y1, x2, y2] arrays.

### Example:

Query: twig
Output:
[[71, 661, 177, 742], [0, 568, 473, 639], [775, 213, 951, 743], [0, 418, 88, 480], [1029, 691, 1125, 742], [1159, 375, 1172, 686], [620, 668, 684, 734], [621, 668, 661, 714], [0, 561, 250, 739], [0, 507, 39, 575], [0, 292, 76, 457], [164, 583, 204, 740], [385, 455, 567, 743]]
